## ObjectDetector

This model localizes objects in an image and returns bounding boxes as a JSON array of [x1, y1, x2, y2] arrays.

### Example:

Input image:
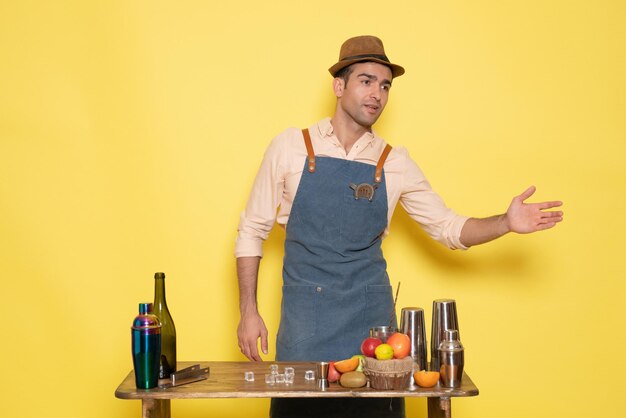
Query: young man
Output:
[[235, 35, 563, 417]]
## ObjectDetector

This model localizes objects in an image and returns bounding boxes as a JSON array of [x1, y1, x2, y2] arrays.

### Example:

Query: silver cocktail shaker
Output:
[[399, 307, 427, 372], [430, 299, 459, 372], [438, 329, 464, 388]]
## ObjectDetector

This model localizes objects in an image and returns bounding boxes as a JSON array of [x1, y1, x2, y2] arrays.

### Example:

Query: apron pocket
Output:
[[365, 284, 394, 327], [340, 194, 387, 244], [277, 285, 319, 348]]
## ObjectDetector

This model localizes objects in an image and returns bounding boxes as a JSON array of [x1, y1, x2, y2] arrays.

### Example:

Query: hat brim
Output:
[[328, 57, 405, 78]]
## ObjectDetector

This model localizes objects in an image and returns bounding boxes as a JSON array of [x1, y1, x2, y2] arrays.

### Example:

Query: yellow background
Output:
[[1, 1, 624, 417]]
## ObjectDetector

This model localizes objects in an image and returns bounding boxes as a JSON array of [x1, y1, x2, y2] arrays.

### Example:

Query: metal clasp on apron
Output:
[[349, 182, 379, 201]]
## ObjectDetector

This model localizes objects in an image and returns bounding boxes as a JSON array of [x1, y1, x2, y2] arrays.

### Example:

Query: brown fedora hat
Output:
[[328, 35, 405, 78]]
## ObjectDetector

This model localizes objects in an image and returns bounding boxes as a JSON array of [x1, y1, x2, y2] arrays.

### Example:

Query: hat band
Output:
[[340, 53, 390, 63]]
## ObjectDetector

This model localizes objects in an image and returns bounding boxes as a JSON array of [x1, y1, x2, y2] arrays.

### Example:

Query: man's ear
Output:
[[333, 77, 345, 98]]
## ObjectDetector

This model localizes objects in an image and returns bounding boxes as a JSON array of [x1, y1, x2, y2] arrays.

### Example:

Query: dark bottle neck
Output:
[[154, 276, 168, 307]]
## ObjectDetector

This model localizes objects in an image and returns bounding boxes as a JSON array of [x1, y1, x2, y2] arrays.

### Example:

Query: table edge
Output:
[[115, 361, 479, 400]]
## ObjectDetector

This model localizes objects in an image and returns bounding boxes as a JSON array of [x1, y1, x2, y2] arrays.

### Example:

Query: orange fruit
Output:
[[413, 370, 440, 388], [334, 356, 359, 373], [387, 332, 411, 359], [374, 343, 394, 360]]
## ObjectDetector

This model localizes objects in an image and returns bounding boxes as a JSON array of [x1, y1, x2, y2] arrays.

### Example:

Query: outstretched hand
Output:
[[506, 186, 563, 234]]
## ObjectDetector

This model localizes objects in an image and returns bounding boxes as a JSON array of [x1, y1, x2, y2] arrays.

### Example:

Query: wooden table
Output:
[[115, 361, 479, 418]]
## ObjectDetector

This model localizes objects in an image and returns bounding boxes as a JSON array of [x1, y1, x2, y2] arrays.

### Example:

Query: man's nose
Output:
[[369, 84, 381, 100]]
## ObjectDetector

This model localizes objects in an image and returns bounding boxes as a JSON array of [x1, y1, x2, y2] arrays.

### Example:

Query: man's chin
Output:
[[360, 114, 381, 128]]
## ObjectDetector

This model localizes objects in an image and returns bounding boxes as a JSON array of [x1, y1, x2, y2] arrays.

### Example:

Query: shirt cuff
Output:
[[446, 216, 470, 250], [234, 234, 264, 258]]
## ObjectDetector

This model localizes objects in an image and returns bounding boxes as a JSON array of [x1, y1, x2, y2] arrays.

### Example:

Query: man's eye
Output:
[[361, 79, 370, 85]]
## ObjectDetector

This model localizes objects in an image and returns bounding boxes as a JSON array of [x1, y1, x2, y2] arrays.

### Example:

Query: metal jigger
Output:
[[316, 362, 329, 390]]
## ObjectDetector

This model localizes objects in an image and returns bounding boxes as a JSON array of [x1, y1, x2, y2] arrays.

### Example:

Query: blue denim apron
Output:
[[271, 129, 404, 418]]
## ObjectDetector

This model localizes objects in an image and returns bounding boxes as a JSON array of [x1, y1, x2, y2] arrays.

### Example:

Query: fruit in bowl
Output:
[[374, 343, 394, 360], [360, 337, 383, 357], [386, 332, 411, 359], [413, 370, 440, 388]]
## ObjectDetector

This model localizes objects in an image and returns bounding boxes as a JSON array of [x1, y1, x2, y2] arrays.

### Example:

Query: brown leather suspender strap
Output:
[[303, 128, 391, 181], [302, 129, 316, 173], [374, 144, 392, 183]]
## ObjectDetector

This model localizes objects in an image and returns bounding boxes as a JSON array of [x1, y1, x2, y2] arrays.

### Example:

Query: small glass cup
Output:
[[265, 373, 276, 384], [284, 366, 295, 377], [304, 370, 315, 381], [244, 371, 255, 382], [285, 373, 295, 384], [270, 364, 279, 375], [370, 325, 397, 343], [275, 373, 285, 383]]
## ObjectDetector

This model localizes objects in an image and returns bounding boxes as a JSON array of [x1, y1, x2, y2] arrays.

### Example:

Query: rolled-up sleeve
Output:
[[234, 134, 287, 258], [398, 149, 469, 250]]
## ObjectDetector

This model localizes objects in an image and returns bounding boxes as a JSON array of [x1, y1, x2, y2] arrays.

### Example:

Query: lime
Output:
[[374, 343, 394, 360]]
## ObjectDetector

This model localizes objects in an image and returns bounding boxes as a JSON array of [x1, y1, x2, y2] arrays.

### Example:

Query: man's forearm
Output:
[[459, 215, 511, 248], [237, 256, 262, 314]]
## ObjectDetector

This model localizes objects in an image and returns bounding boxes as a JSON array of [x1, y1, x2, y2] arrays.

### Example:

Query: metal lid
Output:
[[438, 329, 463, 351], [445, 329, 459, 341], [132, 303, 161, 332], [139, 302, 153, 315]]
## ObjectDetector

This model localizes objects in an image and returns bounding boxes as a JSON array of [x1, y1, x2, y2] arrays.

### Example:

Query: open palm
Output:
[[506, 186, 563, 233]]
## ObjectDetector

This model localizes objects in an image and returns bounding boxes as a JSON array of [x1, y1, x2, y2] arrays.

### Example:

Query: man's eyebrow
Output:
[[356, 72, 392, 86]]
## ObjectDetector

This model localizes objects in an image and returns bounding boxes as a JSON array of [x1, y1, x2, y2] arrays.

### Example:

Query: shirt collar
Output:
[[316, 117, 378, 146]]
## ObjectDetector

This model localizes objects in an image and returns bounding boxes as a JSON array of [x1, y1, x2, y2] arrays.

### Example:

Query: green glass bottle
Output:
[[153, 272, 177, 378]]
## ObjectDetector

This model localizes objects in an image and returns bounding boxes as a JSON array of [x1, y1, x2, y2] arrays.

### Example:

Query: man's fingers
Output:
[[538, 200, 563, 210], [542, 212, 563, 224], [243, 341, 261, 361], [537, 220, 559, 230], [261, 331, 269, 355], [238, 333, 261, 361], [517, 185, 536, 202], [542, 210, 563, 219]]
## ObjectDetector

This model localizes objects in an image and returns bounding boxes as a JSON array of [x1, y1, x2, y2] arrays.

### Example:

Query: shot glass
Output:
[[370, 325, 396, 342]]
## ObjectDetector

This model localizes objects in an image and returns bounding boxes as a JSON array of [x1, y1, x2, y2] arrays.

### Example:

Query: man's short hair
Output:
[[334, 61, 393, 87], [334, 64, 355, 84]]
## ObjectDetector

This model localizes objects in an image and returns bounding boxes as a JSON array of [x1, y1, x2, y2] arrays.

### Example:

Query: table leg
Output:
[[142, 399, 171, 418], [427, 397, 451, 418]]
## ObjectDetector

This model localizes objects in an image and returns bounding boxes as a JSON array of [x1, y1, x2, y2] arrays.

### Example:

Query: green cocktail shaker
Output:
[[131, 302, 162, 389]]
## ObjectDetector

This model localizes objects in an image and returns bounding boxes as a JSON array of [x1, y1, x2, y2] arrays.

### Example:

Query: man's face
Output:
[[334, 62, 393, 129]]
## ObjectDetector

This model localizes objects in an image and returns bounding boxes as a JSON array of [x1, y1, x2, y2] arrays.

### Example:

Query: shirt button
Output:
[[316, 286, 322, 293]]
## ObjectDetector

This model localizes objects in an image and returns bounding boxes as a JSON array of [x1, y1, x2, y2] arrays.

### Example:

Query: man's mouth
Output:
[[364, 104, 379, 113]]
